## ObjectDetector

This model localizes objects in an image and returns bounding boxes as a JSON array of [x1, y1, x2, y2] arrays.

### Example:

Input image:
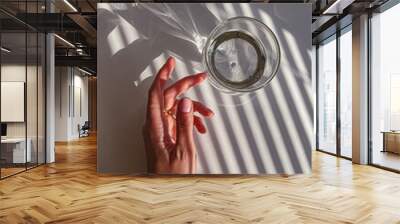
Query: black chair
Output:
[[79, 121, 90, 138]]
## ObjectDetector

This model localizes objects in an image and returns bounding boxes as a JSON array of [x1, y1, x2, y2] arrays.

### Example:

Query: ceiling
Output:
[[0, 0, 393, 75]]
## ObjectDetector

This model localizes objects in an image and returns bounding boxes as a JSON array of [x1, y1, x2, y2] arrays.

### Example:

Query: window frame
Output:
[[316, 24, 353, 161]]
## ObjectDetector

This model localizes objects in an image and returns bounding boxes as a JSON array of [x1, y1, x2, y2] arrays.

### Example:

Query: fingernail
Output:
[[180, 98, 192, 113], [200, 72, 208, 80], [167, 57, 175, 66]]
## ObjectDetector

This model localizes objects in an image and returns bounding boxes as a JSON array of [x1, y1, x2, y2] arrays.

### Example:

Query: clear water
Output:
[[213, 37, 259, 83]]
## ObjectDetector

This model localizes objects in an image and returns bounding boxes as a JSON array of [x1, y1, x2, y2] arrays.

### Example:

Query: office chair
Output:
[[79, 121, 90, 138]]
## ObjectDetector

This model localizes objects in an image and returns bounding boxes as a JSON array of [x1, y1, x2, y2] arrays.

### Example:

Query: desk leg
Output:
[[382, 133, 386, 153]]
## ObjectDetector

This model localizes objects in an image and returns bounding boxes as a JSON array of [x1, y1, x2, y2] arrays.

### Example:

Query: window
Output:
[[317, 25, 353, 159], [317, 35, 337, 154], [0, 1, 47, 179], [339, 26, 352, 158], [370, 3, 400, 171]]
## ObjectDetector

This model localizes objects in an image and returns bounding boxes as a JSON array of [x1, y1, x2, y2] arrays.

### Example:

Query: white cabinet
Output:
[[1, 138, 32, 163]]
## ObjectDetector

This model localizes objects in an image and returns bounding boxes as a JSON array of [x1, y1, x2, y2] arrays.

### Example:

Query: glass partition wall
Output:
[[0, 2, 46, 179], [316, 25, 352, 159]]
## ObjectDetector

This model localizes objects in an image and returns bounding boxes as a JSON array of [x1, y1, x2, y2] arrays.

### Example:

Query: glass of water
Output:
[[203, 16, 280, 94]]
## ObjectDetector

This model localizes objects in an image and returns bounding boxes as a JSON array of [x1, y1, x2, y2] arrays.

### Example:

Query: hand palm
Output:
[[144, 57, 213, 174]]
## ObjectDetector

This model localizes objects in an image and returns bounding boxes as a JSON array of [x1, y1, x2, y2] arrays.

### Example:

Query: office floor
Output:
[[372, 150, 400, 171], [0, 167, 25, 177], [1, 163, 47, 178], [0, 135, 400, 223]]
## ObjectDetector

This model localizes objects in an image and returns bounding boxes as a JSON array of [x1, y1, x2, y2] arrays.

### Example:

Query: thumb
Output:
[[176, 98, 194, 147]]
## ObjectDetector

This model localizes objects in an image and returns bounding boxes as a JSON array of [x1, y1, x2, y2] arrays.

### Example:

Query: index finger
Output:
[[149, 57, 175, 94], [163, 72, 207, 110], [147, 57, 175, 129]]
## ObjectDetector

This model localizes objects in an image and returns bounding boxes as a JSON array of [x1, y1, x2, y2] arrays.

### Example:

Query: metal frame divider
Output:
[[336, 28, 341, 158], [0, 0, 48, 180]]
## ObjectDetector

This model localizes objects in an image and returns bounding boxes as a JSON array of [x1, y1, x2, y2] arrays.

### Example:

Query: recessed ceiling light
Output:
[[54, 34, 75, 48], [78, 67, 93, 76], [323, 0, 355, 15], [63, 0, 78, 12]]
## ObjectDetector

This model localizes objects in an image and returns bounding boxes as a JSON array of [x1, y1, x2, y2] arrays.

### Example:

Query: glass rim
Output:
[[203, 16, 281, 93]]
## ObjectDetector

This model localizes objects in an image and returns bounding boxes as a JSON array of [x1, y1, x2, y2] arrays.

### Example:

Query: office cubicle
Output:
[[0, 1, 46, 179]]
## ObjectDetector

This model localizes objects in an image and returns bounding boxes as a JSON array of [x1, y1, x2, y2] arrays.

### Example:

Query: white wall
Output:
[[55, 66, 89, 141], [55, 66, 69, 141], [73, 73, 89, 137]]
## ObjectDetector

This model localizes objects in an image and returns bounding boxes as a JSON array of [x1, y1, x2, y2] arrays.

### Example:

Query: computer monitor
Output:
[[1, 123, 7, 137]]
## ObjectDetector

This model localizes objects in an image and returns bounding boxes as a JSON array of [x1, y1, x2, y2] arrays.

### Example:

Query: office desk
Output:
[[382, 131, 400, 154], [1, 138, 31, 163]]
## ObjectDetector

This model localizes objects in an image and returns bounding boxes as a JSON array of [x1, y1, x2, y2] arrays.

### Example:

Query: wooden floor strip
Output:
[[1, 134, 400, 223]]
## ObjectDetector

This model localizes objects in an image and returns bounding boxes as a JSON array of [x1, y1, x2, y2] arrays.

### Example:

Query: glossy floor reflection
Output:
[[0, 134, 400, 223], [372, 150, 400, 171]]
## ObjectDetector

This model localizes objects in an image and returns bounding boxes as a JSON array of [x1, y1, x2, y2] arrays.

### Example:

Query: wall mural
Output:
[[97, 3, 312, 174]]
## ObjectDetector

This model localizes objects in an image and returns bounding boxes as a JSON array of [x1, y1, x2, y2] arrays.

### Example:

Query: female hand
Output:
[[143, 57, 214, 174]]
